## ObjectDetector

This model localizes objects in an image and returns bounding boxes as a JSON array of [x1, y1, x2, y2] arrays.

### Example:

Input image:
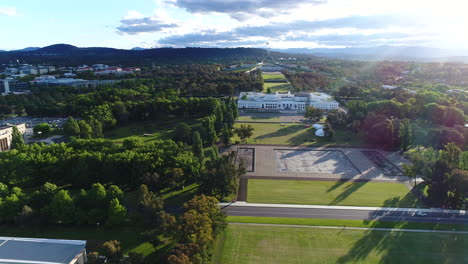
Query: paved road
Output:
[[222, 205, 468, 224]]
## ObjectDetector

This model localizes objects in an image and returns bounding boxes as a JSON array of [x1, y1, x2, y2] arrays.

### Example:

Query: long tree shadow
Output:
[[329, 180, 369, 205], [336, 219, 467, 263], [337, 195, 462, 263], [255, 125, 308, 140]]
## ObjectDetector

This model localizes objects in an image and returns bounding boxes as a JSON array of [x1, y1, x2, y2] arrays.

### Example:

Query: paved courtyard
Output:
[[275, 149, 360, 174], [233, 145, 410, 181]]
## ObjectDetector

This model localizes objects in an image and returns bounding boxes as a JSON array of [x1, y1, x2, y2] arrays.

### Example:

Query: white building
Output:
[[0, 123, 26, 151], [238, 91, 339, 111]]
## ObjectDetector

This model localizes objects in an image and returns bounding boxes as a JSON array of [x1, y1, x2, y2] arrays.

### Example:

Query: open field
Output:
[[263, 82, 293, 92], [214, 224, 468, 264], [104, 118, 199, 143], [247, 180, 423, 207], [263, 73, 287, 80], [226, 216, 468, 231], [233, 123, 366, 146]]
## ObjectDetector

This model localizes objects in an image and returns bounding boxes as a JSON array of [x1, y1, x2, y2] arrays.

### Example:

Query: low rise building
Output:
[[31, 76, 118, 88], [238, 91, 339, 111], [0, 78, 30, 95], [0, 123, 26, 151], [0, 237, 86, 264]]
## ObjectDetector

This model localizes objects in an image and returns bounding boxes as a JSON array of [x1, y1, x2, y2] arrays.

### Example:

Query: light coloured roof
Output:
[[0, 237, 86, 264]]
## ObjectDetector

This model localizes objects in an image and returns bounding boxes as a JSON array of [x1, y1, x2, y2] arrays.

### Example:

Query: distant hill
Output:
[[14, 47, 41, 52], [272, 46, 468, 63], [0, 44, 274, 66], [131, 47, 146, 51]]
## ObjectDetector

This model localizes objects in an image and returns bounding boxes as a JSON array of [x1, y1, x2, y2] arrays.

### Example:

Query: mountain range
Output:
[[272, 46, 468, 62], [0, 44, 273, 66]]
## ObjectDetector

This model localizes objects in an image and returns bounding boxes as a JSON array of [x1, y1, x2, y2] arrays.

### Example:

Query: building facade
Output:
[[0, 124, 26, 151], [0, 78, 30, 94], [238, 91, 339, 111]]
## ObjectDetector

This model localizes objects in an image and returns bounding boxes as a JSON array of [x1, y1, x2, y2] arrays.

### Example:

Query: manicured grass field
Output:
[[247, 180, 423, 207], [263, 82, 293, 92], [262, 73, 287, 80], [214, 224, 468, 264], [233, 122, 366, 146]]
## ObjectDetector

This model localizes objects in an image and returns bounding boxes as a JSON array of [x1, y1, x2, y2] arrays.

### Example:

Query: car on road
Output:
[[415, 211, 428, 217]]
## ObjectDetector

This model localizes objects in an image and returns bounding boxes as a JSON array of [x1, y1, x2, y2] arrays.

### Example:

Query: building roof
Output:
[[0, 237, 86, 264]]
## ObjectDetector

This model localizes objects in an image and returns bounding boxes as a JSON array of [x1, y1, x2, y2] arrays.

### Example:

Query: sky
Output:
[[1, 0, 468, 50]]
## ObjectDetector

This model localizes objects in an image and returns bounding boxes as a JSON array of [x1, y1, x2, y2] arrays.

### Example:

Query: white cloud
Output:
[[0, 7, 17, 17]]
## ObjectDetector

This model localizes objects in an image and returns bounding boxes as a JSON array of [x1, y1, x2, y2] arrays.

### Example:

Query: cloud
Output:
[[157, 15, 426, 47], [0, 7, 17, 16], [167, 0, 326, 20], [117, 16, 178, 35]]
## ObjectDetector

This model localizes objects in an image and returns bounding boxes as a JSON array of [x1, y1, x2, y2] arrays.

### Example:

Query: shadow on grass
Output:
[[255, 125, 307, 140], [329, 181, 369, 205], [336, 216, 467, 263]]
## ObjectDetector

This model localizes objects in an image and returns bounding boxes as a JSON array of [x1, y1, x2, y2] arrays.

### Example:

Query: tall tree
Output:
[[304, 106, 323, 122], [398, 118, 413, 151], [78, 120, 93, 139], [63, 116, 80, 137], [192, 131, 205, 166], [10, 126, 24, 150], [234, 124, 254, 143], [230, 98, 239, 119], [427, 160, 451, 207], [88, 117, 103, 138], [106, 198, 127, 226], [49, 190, 75, 224]]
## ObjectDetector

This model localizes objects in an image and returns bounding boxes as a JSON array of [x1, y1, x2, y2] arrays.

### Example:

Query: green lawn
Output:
[[262, 73, 287, 80], [247, 180, 423, 207], [213, 224, 468, 264], [237, 115, 283, 122], [233, 122, 366, 146], [104, 118, 198, 144], [263, 82, 293, 92]]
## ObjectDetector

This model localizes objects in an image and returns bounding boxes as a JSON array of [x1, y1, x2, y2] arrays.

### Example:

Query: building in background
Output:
[[238, 91, 339, 111], [0, 78, 30, 95], [0, 237, 86, 264], [31, 76, 118, 88], [0, 123, 26, 151]]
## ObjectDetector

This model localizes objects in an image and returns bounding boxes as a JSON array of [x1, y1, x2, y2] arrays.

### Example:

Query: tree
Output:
[[88, 117, 103, 138], [266, 87, 272, 94], [326, 110, 348, 128], [448, 169, 468, 209], [221, 123, 232, 146], [398, 118, 413, 151], [230, 98, 239, 119], [439, 142, 462, 169], [199, 152, 245, 199], [87, 183, 107, 208], [169, 168, 185, 194], [10, 126, 24, 150], [234, 124, 254, 143], [101, 240, 122, 262], [224, 108, 235, 129], [192, 131, 205, 166], [323, 122, 335, 139], [49, 190, 75, 224], [106, 198, 127, 226], [137, 184, 164, 226], [427, 160, 451, 207], [304, 106, 323, 122], [33, 123, 51, 137], [202, 116, 217, 145], [63, 116, 80, 137], [174, 123, 192, 144], [107, 185, 124, 202], [78, 120, 92, 139]]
